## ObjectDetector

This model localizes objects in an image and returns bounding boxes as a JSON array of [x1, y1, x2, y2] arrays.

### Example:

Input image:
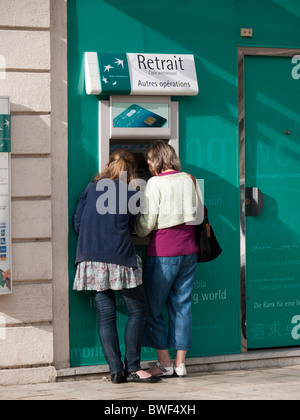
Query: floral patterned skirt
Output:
[[73, 255, 143, 292]]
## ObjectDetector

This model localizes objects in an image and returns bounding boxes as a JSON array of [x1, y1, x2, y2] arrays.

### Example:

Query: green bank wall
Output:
[[67, 0, 300, 367]]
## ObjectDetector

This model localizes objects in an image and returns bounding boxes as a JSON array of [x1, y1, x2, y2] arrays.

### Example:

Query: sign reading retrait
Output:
[[85, 52, 199, 96]]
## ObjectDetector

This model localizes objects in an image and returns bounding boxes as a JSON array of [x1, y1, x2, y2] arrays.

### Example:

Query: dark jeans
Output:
[[93, 285, 147, 375]]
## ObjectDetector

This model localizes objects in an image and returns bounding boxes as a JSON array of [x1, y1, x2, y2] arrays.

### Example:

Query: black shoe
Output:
[[124, 372, 161, 383], [111, 372, 124, 384]]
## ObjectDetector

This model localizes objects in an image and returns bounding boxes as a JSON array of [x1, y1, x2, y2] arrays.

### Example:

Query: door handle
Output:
[[245, 187, 264, 217]]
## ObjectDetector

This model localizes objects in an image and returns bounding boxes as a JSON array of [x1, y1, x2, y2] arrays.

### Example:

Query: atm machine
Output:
[[85, 51, 198, 247]]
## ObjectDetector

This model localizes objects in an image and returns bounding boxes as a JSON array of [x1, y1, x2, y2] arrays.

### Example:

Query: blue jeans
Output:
[[93, 285, 147, 375], [142, 254, 197, 351]]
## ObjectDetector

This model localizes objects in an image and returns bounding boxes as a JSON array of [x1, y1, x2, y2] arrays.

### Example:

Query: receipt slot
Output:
[[98, 95, 179, 173]]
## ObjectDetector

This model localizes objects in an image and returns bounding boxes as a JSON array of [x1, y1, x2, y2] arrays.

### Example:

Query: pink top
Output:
[[146, 171, 199, 257]]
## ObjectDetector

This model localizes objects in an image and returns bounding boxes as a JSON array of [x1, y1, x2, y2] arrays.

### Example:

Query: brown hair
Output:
[[93, 149, 136, 183], [146, 140, 181, 174]]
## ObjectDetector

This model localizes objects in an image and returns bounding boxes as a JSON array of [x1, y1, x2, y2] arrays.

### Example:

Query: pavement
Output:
[[0, 365, 300, 401]]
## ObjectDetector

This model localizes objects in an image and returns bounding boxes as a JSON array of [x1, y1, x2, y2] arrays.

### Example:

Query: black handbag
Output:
[[194, 206, 222, 263], [187, 173, 222, 263]]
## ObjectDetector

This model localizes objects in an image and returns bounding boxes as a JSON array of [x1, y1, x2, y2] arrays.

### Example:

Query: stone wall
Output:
[[0, 0, 69, 385]]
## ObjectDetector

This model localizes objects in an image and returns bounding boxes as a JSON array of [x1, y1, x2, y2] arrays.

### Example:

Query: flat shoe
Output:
[[111, 372, 124, 384], [174, 363, 187, 377], [124, 372, 161, 383]]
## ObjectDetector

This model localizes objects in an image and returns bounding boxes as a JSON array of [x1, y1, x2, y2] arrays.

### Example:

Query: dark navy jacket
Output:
[[72, 180, 139, 268]]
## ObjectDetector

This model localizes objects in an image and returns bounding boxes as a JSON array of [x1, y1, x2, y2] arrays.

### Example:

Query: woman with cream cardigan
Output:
[[135, 140, 203, 378]]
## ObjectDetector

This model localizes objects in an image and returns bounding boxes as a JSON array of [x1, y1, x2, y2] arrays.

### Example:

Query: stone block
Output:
[[12, 200, 52, 240], [0, 73, 50, 113], [0, 283, 52, 325], [0, 0, 50, 28], [0, 325, 53, 368], [0, 30, 50, 70], [11, 157, 51, 198], [0, 366, 56, 385], [11, 115, 51, 155], [12, 241, 52, 281]]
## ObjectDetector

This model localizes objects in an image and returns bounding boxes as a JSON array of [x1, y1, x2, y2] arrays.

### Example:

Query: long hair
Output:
[[146, 140, 181, 174], [93, 149, 136, 184]]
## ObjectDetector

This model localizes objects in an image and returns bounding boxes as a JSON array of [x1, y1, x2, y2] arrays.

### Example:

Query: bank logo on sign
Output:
[[97, 53, 131, 95]]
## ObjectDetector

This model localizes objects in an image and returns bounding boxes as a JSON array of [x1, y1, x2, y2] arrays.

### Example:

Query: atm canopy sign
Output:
[[85, 52, 199, 96]]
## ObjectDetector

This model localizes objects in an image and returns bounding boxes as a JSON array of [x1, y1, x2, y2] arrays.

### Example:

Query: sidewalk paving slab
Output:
[[0, 366, 300, 400]]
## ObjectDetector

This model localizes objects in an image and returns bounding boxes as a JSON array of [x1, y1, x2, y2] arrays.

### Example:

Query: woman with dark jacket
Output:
[[72, 149, 160, 384]]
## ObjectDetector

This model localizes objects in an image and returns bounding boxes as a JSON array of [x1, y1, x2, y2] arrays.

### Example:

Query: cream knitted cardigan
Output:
[[134, 172, 204, 238]]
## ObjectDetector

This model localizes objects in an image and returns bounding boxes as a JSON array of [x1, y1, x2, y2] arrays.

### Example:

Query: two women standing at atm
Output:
[[72, 141, 201, 383]]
